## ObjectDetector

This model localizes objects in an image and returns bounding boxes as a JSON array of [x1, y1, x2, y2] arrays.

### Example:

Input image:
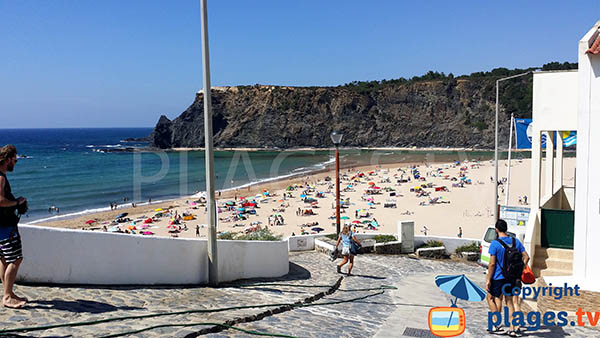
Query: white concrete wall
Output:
[[414, 236, 479, 255], [18, 225, 207, 285], [574, 21, 600, 289], [217, 240, 289, 282], [286, 233, 335, 251], [532, 71, 578, 131], [17, 224, 289, 285]]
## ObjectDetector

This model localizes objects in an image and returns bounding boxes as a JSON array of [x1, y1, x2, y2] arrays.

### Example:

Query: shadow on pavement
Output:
[[520, 325, 569, 337], [347, 274, 386, 280], [219, 262, 312, 288], [24, 299, 144, 313]]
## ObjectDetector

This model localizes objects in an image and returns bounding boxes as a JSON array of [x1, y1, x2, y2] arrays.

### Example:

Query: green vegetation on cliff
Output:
[[149, 62, 577, 149]]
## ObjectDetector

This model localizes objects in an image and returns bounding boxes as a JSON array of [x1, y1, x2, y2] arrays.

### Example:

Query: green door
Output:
[[541, 209, 574, 249]]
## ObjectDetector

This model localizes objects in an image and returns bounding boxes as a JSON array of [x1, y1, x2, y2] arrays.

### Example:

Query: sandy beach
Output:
[[37, 157, 576, 241]]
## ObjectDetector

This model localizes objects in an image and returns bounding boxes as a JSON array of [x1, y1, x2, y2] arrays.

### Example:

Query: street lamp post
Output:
[[200, 0, 218, 286], [494, 71, 534, 221], [331, 131, 343, 237]]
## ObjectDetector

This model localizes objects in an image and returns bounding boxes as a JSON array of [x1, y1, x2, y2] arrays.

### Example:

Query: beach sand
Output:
[[38, 158, 576, 241]]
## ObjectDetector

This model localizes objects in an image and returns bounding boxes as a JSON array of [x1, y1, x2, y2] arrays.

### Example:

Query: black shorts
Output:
[[489, 279, 518, 298], [0, 233, 23, 264]]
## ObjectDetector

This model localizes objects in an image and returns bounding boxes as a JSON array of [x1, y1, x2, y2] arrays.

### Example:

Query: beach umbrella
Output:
[[340, 216, 350, 220], [311, 227, 324, 232], [226, 201, 235, 206], [263, 192, 269, 195], [352, 220, 361, 224], [368, 181, 375, 185], [154, 208, 163, 212], [85, 220, 96, 224], [368, 202, 375, 206], [300, 194, 307, 198], [237, 207, 245, 211], [240, 196, 246, 200], [189, 202, 196, 206], [115, 213, 128, 219], [435, 274, 486, 307]]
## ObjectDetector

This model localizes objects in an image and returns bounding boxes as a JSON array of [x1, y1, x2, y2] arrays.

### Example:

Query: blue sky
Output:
[[1, 1, 598, 128]]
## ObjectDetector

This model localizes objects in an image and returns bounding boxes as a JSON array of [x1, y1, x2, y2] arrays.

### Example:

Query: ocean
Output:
[[0, 128, 511, 223]]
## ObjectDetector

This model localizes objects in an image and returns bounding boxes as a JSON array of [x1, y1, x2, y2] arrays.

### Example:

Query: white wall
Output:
[[18, 225, 207, 285], [286, 233, 335, 251], [217, 240, 289, 282], [414, 236, 479, 255], [574, 21, 600, 289], [17, 224, 288, 285], [532, 71, 578, 131]]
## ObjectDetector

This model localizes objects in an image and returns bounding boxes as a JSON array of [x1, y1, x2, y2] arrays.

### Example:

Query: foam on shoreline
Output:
[[31, 156, 337, 225]]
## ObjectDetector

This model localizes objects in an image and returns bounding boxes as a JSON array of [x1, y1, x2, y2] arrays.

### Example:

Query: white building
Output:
[[572, 20, 600, 292], [524, 21, 600, 293]]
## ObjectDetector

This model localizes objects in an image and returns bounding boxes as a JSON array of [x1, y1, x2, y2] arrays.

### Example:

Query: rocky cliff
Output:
[[149, 75, 530, 149]]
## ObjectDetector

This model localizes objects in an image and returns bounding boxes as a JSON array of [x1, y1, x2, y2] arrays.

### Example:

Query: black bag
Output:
[[496, 238, 525, 281], [0, 206, 19, 228]]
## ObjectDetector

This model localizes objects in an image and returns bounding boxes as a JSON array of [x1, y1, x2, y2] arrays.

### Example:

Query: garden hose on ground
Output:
[[103, 291, 385, 338], [0, 278, 395, 337], [101, 322, 299, 338]]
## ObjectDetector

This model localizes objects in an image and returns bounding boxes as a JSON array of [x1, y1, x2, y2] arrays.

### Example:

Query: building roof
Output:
[[587, 29, 600, 54]]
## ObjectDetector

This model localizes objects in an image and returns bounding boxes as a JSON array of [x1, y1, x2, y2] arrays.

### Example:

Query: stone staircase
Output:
[[532, 245, 573, 277]]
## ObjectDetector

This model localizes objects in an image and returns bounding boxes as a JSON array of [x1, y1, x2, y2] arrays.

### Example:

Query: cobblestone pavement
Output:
[[1, 252, 598, 337]]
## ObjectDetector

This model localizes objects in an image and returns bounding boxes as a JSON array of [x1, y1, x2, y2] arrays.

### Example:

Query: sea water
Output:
[[0, 128, 508, 223]]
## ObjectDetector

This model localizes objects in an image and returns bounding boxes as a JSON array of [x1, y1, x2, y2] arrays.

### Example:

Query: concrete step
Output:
[[521, 298, 538, 313], [533, 257, 573, 271], [535, 246, 573, 260], [533, 267, 573, 277]]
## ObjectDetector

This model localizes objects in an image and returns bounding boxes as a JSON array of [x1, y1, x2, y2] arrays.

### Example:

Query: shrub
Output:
[[373, 235, 397, 243], [455, 242, 480, 254], [236, 228, 282, 241], [217, 232, 236, 240], [420, 240, 444, 248]]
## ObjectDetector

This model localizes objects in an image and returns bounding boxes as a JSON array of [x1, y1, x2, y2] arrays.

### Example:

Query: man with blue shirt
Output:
[[486, 219, 530, 336]]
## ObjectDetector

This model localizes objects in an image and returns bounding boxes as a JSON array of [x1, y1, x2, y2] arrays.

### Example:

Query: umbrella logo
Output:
[[428, 274, 486, 337]]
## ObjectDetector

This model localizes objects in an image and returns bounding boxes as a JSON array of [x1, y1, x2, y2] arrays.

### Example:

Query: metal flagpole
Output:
[[494, 71, 534, 221], [200, 0, 218, 286], [494, 80, 499, 220], [505, 113, 514, 206]]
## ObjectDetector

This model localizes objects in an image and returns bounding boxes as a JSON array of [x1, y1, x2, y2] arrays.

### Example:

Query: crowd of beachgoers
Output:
[[38, 157, 577, 240]]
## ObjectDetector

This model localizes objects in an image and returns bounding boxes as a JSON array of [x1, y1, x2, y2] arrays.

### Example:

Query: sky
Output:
[[1, 1, 599, 128]]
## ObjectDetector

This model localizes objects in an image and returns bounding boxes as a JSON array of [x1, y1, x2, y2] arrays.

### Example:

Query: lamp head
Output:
[[330, 131, 343, 145]]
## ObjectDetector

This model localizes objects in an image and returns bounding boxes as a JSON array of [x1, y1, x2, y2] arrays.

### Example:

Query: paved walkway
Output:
[[0, 252, 598, 337]]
